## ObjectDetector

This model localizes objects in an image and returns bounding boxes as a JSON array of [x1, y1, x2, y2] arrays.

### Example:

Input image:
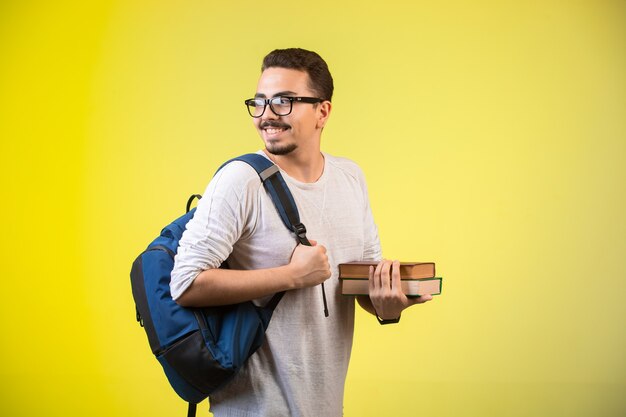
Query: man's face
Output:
[[253, 67, 325, 156]]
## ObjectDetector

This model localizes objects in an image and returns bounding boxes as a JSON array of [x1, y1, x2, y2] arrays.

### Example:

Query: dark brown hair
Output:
[[261, 48, 334, 102]]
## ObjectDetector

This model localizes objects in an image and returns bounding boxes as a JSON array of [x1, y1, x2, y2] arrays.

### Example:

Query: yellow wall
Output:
[[1, 1, 625, 416]]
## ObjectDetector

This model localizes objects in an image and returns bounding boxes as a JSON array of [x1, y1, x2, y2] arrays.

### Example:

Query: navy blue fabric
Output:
[[208, 302, 273, 368], [131, 153, 303, 406], [265, 178, 293, 230], [144, 209, 198, 350]]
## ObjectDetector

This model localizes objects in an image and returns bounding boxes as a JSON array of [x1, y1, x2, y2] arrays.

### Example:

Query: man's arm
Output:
[[357, 260, 432, 320], [176, 241, 331, 307]]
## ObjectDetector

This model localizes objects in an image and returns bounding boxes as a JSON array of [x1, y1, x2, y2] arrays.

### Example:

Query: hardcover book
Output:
[[338, 261, 435, 279], [338, 261, 442, 297], [339, 277, 442, 297]]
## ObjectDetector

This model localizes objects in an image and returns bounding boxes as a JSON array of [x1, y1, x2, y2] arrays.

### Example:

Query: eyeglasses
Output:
[[244, 96, 324, 118]]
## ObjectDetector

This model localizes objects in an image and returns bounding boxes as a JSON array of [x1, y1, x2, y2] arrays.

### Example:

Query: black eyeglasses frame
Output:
[[244, 96, 324, 118]]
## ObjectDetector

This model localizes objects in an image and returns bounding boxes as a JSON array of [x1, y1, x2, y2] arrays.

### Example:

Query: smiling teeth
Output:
[[266, 128, 285, 134]]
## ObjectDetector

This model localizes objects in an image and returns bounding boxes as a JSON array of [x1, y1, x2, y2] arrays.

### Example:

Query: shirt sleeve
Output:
[[170, 162, 258, 300]]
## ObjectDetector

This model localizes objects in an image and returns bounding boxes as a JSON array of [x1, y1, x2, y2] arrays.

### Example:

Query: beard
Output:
[[265, 141, 297, 156], [260, 120, 296, 156]]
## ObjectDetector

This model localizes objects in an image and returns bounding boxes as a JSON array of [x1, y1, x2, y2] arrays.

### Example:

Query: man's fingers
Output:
[[374, 259, 385, 289], [411, 294, 433, 305], [391, 260, 401, 291], [380, 260, 392, 289]]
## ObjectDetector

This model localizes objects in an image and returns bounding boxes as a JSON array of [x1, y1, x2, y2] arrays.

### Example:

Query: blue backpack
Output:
[[130, 154, 328, 416]]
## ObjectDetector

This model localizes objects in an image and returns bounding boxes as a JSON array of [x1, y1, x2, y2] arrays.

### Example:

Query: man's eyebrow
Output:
[[254, 90, 298, 98]]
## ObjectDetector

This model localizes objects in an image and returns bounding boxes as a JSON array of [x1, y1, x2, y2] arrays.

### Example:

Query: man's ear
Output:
[[316, 101, 332, 129]]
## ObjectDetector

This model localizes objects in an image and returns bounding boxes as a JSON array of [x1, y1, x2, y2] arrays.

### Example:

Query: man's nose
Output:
[[262, 103, 280, 119]]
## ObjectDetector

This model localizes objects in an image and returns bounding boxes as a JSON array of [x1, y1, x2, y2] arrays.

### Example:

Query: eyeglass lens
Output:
[[247, 97, 292, 117]]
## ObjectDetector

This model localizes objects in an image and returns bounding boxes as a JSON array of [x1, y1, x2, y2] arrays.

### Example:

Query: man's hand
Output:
[[369, 259, 432, 320], [288, 239, 332, 289]]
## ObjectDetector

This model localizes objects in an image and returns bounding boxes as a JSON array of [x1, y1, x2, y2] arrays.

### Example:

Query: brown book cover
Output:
[[340, 277, 442, 297], [338, 261, 436, 279]]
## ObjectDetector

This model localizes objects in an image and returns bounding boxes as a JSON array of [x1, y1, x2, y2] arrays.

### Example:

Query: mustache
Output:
[[260, 121, 291, 129]]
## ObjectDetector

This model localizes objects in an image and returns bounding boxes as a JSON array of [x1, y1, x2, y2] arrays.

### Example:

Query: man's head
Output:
[[248, 48, 333, 157], [261, 48, 333, 102]]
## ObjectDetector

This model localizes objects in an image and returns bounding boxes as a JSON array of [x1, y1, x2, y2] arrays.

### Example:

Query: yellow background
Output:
[[1, 1, 625, 416]]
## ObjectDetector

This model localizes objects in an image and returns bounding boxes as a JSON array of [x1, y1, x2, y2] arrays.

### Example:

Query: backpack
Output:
[[130, 153, 328, 416]]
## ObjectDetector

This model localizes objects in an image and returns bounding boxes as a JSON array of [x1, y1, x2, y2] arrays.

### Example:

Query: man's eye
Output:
[[273, 97, 291, 106]]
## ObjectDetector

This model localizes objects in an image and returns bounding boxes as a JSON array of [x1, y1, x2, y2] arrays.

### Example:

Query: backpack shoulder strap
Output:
[[219, 153, 310, 245], [218, 153, 328, 317]]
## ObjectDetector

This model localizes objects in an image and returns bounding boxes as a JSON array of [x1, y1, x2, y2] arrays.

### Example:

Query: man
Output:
[[170, 48, 432, 417]]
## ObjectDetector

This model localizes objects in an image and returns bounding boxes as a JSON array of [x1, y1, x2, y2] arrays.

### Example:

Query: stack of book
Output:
[[338, 261, 442, 297]]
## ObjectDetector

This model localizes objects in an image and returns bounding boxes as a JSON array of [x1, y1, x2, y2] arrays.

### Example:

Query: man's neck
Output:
[[263, 148, 325, 183]]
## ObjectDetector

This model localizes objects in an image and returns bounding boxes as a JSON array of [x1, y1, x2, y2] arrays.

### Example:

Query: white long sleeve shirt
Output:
[[171, 151, 381, 417]]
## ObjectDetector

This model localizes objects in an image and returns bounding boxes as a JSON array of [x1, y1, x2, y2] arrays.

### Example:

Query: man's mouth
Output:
[[264, 127, 288, 135], [260, 122, 290, 135]]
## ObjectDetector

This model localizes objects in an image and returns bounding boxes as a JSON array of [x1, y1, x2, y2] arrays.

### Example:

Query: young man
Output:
[[170, 48, 432, 417]]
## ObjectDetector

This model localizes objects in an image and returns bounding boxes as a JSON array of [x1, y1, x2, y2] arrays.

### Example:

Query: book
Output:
[[338, 261, 442, 297], [338, 261, 436, 279], [339, 277, 442, 297]]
